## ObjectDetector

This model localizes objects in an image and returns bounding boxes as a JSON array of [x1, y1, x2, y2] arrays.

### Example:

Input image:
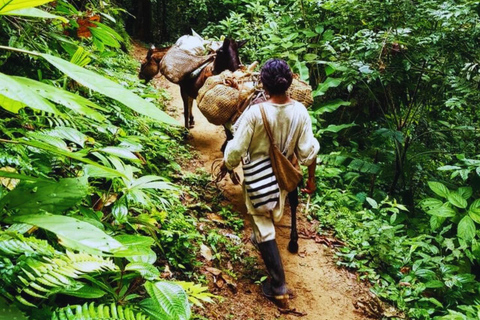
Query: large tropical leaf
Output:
[[2, 7, 67, 21], [0, 176, 88, 215], [0, 0, 53, 14], [6, 214, 124, 254], [0, 72, 59, 114], [39, 53, 179, 125], [141, 281, 191, 320], [13, 76, 106, 121]]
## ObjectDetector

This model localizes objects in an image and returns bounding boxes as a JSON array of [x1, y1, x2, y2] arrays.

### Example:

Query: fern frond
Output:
[[52, 302, 151, 320], [0, 232, 58, 257], [15, 251, 118, 304]]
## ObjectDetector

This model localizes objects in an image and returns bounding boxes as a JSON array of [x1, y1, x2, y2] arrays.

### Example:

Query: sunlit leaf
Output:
[[447, 192, 467, 209], [0, 72, 59, 114], [13, 76, 106, 121], [0, 0, 53, 14], [2, 7, 67, 21], [458, 215, 476, 241], [428, 181, 449, 198], [39, 53, 179, 126], [7, 214, 124, 254]]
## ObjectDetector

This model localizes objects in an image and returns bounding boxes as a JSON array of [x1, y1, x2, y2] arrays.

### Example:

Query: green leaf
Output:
[[0, 177, 88, 214], [294, 60, 309, 82], [366, 197, 378, 209], [101, 146, 139, 162], [458, 215, 476, 241], [13, 76, 106, 122], [428, 181, 449, 198], [303, 53, 318, 62], [0, 297, 29, 319], [318, 123, 356, 134], [312, 77, 342, 97], [0, 72, 59, 114], [0, 0, 53, 14], [0, 169, 49, 182], [468, 200, 480, 223], [11, 139, 125, 178], [447, 192, 468, 209], [427, 205, 456, 217], [2, 7, 67, 21], [126, 262, 160, 280], [420, 198, 443, 210], [141, 281, 191, 320], [458, 187, 473, 200], [424, 280, 444, 289], [39, 53, 179, 126], [49, 127, 89, 147], [313, 99, 351, 114], [7, 214, 124, 254], [59, 284, 106, 299]]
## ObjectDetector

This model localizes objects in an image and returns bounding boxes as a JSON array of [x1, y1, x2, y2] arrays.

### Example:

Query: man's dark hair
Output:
[[260, 58, 293, 95]]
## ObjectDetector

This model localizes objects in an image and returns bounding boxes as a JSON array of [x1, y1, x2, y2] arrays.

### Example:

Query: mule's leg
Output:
[[221, 125, 234, 153], [180, 86, 190, 129], [188, 97, 194, 128], [288, 187, 299, 253]]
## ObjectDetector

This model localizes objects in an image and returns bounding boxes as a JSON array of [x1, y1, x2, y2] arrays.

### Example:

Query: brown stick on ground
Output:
[[278, 307, 308, 317]]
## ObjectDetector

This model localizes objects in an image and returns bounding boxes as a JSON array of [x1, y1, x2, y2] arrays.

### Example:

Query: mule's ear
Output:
[[147, 45, 155, 59], [222, 38, 231, 48], [236, 39, 248, 49]]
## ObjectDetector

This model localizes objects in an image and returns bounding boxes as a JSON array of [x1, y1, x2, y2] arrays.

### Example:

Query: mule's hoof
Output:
[[188, 124, 195, 129], [288, 241, 298, 254]]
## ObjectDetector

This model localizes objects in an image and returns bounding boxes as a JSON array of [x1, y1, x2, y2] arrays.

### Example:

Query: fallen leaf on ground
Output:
[[200, 244, 213, 261]]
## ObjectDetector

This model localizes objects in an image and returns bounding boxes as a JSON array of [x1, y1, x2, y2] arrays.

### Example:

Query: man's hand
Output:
[[217, 161, 230, 181], [301, 176, 316, 194]]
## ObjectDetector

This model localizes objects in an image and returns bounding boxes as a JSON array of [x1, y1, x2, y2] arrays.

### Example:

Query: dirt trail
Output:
[[134, 43, 376, 320]]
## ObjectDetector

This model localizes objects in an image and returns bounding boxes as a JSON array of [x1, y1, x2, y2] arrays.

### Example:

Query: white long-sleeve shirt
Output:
[[224, 100, 320, 219]]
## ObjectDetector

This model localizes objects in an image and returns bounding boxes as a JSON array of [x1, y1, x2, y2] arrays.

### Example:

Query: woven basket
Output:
[[287, 77, 313, 108], [159, 45, 214, 83], [197, 70, 256, 125]]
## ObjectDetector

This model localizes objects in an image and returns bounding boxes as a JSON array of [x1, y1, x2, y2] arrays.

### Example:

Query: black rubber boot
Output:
[[257, 240, 289, 301]]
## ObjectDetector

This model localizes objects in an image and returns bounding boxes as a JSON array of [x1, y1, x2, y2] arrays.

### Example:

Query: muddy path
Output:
[[133, 43, 377, 320]]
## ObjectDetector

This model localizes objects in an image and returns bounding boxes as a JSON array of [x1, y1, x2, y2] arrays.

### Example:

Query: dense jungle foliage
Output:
[[1, 0, 480, 319], [197, 0, 480, 319]]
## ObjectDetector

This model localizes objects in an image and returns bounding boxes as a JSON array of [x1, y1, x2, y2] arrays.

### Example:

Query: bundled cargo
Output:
[[159, 46, 214, 84], [287, 76, 314, 108], [159, 33, 216, 84], [197, 64, 257, 125]]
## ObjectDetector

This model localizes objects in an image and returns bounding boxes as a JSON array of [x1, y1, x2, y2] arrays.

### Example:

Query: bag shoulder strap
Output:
[[259, 104, 275, 145]]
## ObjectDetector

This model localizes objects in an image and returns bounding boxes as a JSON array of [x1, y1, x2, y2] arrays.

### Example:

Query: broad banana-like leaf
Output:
[[39, 53, 179, 126], [6, 214, 124, 254], [0, 72, 59, 114], [141, 282, 191, 320], [13, 76, 106, 121], [0, 176, 88, 215], [2, 7, 67, 21], [0, 0, 53, 14]]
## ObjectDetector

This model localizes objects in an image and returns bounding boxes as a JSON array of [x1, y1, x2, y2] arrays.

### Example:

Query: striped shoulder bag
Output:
[[243, 156, 280, 213]]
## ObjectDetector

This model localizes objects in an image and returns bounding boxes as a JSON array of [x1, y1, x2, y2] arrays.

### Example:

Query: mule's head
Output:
[[213, 38, 247, 75], [139, 46, 170, 83]]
